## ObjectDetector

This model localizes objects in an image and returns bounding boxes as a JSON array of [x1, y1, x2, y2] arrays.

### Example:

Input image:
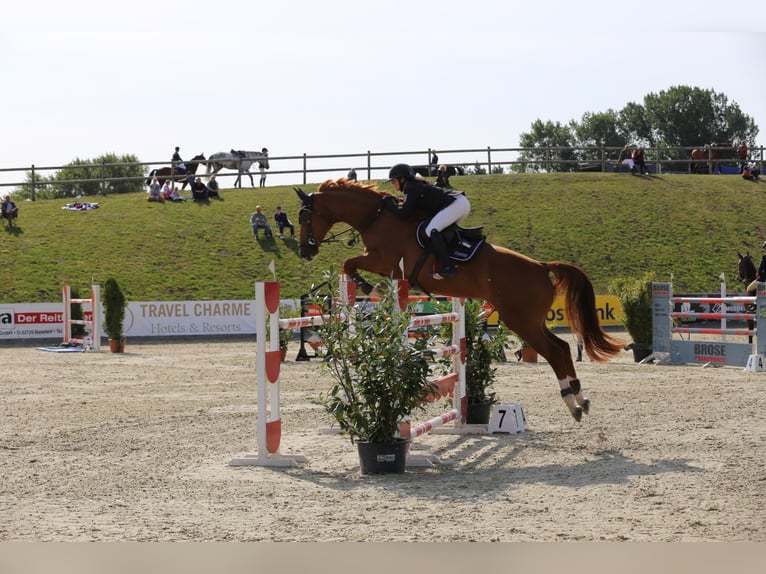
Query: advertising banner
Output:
[[0, 295, 623, 342], [0, 300, 259, 341]]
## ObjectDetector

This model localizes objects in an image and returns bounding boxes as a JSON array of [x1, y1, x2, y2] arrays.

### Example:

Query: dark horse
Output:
[[737, 251, 758, 343], [690, 142, 733, 174], [294, 178, 624, 422], [412, 165, 465, 178], [146, 154, 206, 189]]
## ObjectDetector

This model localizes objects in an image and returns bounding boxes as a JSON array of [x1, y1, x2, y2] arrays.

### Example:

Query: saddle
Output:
[[415, 221, 486, 262]]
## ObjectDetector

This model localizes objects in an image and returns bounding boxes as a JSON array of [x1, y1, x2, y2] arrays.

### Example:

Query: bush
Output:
[[102, 278, 127, 340], [318, 271, 436, 444], [609, 271, 656, 347]]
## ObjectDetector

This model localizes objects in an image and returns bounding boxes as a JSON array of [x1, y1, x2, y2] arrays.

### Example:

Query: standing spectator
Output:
[[2, 194, 19, 228], [616, 145, 635, 174], [250, 206, 273, 239], [191, 177, 208, 201], [430, 150, 439, 175], [632, 146, 647, 175], [273, 206, 295, 238], [739, 141, 748, 172], [172, 146, 186, 173], [435, 165, 451, 188], [347, 168, 358, 181], [258, 147, 269, 187], [206, 175, 221, 199]]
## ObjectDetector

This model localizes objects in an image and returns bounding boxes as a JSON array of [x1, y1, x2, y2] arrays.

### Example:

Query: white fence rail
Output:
[[2, 145, 763, 197]]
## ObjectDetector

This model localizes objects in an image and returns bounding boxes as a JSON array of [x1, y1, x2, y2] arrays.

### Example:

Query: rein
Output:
[[300, 194, 386, 249]]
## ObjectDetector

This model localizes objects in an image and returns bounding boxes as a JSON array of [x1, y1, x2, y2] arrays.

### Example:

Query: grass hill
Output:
[[1, 172, 762, 303]]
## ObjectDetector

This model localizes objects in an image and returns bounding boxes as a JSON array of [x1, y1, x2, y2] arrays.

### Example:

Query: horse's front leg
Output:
[[343, 253, 399, 296]]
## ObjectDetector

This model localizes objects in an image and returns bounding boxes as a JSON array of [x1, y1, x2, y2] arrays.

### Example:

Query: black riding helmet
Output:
[[388, 163, 415, 182]]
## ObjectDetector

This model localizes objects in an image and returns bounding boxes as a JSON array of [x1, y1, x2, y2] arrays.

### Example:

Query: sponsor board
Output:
[[0, 295, 624, 341]]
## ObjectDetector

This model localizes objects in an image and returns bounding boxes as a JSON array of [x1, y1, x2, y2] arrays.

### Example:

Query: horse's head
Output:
[[294, 179, 389, 261], [294, 187, 320, 261], [737, 251, 756, 283]]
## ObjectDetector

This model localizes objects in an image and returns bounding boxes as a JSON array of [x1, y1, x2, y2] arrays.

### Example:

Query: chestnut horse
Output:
[[690, 142, 733, 174], [295, 178, 624, 421]]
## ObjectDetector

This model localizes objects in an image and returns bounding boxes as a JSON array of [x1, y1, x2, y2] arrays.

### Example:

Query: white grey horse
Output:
[[206, 149, 269, 188]]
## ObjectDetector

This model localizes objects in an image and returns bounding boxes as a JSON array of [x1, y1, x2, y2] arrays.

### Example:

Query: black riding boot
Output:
[[429, 230, 456, 279]]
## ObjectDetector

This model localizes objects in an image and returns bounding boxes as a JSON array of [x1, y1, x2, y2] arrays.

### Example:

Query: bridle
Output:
[[297, 191, 386, 251]]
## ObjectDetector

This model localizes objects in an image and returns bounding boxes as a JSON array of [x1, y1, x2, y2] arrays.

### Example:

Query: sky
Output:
[[2, 0, 765, 188]]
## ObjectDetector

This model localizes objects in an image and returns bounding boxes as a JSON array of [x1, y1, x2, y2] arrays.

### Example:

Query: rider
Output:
[[384, 163, 470, 279], [172, 146, 186, 173]]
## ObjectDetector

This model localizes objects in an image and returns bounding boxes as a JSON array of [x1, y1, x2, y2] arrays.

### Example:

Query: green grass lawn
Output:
[[2, 172, 762, 303]]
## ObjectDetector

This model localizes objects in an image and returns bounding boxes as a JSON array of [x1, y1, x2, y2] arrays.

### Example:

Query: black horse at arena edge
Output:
[[411, 165, 465, 178]]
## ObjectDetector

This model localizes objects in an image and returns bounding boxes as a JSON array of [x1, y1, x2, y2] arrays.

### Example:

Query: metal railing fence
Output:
[[2, 145, 763, 200]]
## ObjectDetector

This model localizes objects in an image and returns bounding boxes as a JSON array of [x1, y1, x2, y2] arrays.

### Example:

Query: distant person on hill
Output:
[[632, 146, 647, 175], [206, 175, 221, 199], [739, 141, 748, 172], [161, 180, 173, 201], [435, 165, 451, 188], [168, 186, 185, 202], [273, 206, 294, 238], [148, 176, 163, 201], [258, 147, 269, 187], [2, 194, 19, 228], [191, 177, 208, 200], [616, 145, 635, 174], [347, 168, 358, 181], [172, 146, 186, 173], [250, 205, 273, 239], [742, 164, 761, 182]]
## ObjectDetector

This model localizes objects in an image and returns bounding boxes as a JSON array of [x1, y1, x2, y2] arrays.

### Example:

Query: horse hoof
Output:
[[572, 406, 583, 422], [581, 398, 590, 415]]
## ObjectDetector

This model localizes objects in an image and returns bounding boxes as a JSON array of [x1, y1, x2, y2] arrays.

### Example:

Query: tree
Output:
[[20, 153, 145, 200], [571, 110, 624, 161], [519, 85, 759, 170], [514, 119, 577, 172]]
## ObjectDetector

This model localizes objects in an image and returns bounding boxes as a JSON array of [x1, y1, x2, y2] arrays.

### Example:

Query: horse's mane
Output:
[[317, 178, 394, 197]]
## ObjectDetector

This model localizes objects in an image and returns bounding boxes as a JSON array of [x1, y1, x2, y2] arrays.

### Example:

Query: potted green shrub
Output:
[[317, 271, 436, 474], [102, 277, 128, 353], [609, 271, 656, 362]]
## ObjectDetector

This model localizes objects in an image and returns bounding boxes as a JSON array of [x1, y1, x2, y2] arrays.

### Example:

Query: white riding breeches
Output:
[[426, 194, 470, 235]]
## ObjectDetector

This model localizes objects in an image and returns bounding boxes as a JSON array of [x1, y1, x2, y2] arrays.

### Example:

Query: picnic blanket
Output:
[[62, 202, 100, 211]]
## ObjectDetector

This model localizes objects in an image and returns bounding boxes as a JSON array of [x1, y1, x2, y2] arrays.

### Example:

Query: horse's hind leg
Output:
[[519, 326, 589, 421], [542, 329, 590, 420]]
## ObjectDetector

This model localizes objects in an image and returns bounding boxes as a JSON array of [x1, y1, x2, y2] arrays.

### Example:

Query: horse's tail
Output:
[[549, 262, 625, 362], [145, 169, 156, 186]]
